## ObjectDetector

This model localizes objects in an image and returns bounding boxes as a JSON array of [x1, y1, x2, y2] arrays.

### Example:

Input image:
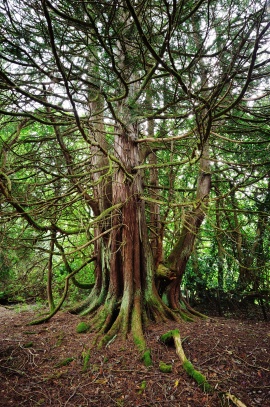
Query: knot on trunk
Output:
[[156, 263, 176, 297]]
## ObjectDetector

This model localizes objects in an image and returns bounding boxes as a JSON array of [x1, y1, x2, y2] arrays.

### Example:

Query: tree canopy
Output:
[[0, 0, 270, 355]]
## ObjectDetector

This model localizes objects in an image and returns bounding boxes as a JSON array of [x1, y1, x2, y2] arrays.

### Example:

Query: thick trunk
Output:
[[76, 129, 176, 348], [149, 151, 162, 265]]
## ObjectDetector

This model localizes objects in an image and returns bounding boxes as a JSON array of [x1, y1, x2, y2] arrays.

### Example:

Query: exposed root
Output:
[[179, 309, 195, 322], [79, 286, 108, 316], [160, 329, 212, 393], [181, 296, 208, 319], [160, 329, 248, 406], [142, 350, 152, 367], [97, 312, 124, 348], [71, 288, 204, 372], [145, 293, 180, 324], [80, 293, 167, 367], [68, 296, 93, 315], [224, 392, 248, 407], [132, 295, 153, 366]]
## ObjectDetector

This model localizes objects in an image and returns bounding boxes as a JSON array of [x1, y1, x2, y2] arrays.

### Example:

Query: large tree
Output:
[[0, 0, 270, 353]]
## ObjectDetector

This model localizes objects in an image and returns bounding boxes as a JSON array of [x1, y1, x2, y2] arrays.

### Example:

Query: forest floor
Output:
[[0, 303, 269, 407]]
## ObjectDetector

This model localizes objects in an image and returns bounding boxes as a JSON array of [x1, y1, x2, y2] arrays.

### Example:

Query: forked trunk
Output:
[[77, 128, 176, 348]]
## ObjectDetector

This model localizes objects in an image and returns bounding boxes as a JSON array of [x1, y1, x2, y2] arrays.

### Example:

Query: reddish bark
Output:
[[166, 149, 211, 309]]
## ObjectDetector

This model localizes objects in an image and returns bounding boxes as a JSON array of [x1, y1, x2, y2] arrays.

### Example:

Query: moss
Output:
[[179, 311, 194, 322], [55, 357, 75, 368], [76, 321, 90, 333], [22, 341, 33, 348], [138, 380, 147, 394], [82, 349, 91, 372], [160, 329, 180, 345], [157, 263, 171, 278], [183, 360, 212, 393], [142, 350, 152, 367], [159, 361, 172, 373], [133, 335, 145, 352], [160, 329, 212, 393], [55, 331, 65, 346]]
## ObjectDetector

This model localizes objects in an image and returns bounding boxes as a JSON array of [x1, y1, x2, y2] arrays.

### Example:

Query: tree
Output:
[[0, 0, 270, 355]]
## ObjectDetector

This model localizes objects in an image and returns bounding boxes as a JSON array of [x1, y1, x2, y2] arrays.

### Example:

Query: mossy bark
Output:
[[68, 129, 176, 353], [31, 117, 205, 353], [165, 141, 211, 310]]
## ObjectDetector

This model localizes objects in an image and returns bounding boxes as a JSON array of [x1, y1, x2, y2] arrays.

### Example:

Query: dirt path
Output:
[[0, 306, 269, 406]]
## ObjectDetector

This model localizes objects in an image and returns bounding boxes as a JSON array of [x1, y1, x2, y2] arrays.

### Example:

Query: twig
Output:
[[0, 366, 25, 376], [63, 387, 78, 406], [234, 353, 270, 372], [225, 392, 248, 407]]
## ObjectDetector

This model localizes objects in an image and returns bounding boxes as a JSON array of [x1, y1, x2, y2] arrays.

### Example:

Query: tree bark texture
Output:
[[166, 145, 211, 309], [76, 126, 176, 346]]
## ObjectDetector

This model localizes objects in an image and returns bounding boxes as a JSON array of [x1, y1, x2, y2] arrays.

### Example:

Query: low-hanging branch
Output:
[[29, 247, 97, 325]]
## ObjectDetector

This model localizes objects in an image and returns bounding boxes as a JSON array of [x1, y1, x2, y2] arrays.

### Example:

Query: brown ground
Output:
[[0, 305, 269, 407]]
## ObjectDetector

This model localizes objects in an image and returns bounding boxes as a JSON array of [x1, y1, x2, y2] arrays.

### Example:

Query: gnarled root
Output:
[[181, 296, 208, 319], [160, 329, 248, 406], [160, 329, 212, 393]]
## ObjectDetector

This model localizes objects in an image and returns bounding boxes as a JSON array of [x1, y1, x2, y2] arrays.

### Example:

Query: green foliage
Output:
[[53, 263, 95, 305]]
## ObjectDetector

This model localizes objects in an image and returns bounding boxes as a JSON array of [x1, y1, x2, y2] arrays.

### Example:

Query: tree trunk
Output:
[[166, 144, 211, 310], [75, 126, 176, 349], [47, 228, 56, 312]]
